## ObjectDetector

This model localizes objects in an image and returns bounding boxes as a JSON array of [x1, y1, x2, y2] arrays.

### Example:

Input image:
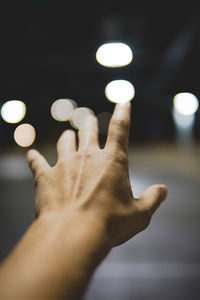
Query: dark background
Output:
[[0, 1, 200, 300], [0, 0, 200, 147]]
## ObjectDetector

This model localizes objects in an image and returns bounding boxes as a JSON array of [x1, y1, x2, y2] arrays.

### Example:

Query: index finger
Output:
[[105, 101, 131, 153]]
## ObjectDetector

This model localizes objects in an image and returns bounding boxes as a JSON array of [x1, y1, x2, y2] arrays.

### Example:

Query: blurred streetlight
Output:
[[105, 80, 135, 103], [1, 100, 26, 123], [96, 43, 133, 67]]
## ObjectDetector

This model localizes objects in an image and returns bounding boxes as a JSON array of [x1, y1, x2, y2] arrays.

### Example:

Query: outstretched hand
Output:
[[27, 102, 167, 248]]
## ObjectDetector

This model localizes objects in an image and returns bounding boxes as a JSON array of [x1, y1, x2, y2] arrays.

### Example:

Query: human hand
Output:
[[27, 102, 167, 248]]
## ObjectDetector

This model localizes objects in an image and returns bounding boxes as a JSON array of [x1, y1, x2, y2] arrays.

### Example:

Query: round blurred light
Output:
[[173, 92, 199, 116], [97, 112, 112, 135], [51, 98, 77, 121], [96, 43, 133, 67], [105, 80, 135, 103], [14, 123, 36, 147], [172, 108, 195, 128], [1, 100, 26, 123], [70, 107, 95, 129]]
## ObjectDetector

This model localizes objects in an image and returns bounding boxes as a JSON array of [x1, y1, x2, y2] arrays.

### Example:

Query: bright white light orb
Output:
[[70, 107, 95, 129], [96, 42, 133, 67], [105, 80, 135, 103], [173, 109, 195, 128], [14, 123, 36, 147], [51, 99, 77, 121], [173, 92, 199, 116], [1, 100, 26, 123]]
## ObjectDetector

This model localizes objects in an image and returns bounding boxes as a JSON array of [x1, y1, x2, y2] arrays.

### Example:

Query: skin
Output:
[[0, 102, 167, 300]]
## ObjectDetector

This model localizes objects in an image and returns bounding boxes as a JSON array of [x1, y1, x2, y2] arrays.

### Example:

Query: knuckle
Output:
[[107, 149, 128, 166], [112, 119, 130, 132], [116, 152, 128, 166]]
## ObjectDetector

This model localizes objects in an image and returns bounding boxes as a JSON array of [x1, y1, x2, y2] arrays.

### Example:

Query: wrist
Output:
[[37, 209, 111, 262]]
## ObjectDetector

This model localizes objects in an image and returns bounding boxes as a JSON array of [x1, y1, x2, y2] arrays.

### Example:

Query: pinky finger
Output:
[[26, 149, 50, 178]]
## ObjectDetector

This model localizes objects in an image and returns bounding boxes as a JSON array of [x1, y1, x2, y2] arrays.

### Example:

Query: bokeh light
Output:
[[96, 43, 133, 67], [97, 112, 112, 135], [51, 98, 77, 121], [1, 100, 26, 123], [173, 92, 199, 116], [14, 123, 36, 147], [105, 80, 135, 103], [173, 109, 195, 128], [70, 107, 95, 129]]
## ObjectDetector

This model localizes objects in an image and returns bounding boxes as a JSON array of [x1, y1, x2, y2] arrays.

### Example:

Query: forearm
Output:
[[0, 211, 110, 300]]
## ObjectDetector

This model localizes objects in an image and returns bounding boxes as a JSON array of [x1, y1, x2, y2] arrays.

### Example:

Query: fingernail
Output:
[[160, 185, 168, 200], [113, 101, 130, 120]]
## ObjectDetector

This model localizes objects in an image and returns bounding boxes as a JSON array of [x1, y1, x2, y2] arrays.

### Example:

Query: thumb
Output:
[[139, 184, 168, 216], [26, 149, 50, 178]]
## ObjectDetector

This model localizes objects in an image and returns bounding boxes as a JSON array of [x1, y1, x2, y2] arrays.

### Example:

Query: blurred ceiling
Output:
[[0, 0, 200, 148]]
